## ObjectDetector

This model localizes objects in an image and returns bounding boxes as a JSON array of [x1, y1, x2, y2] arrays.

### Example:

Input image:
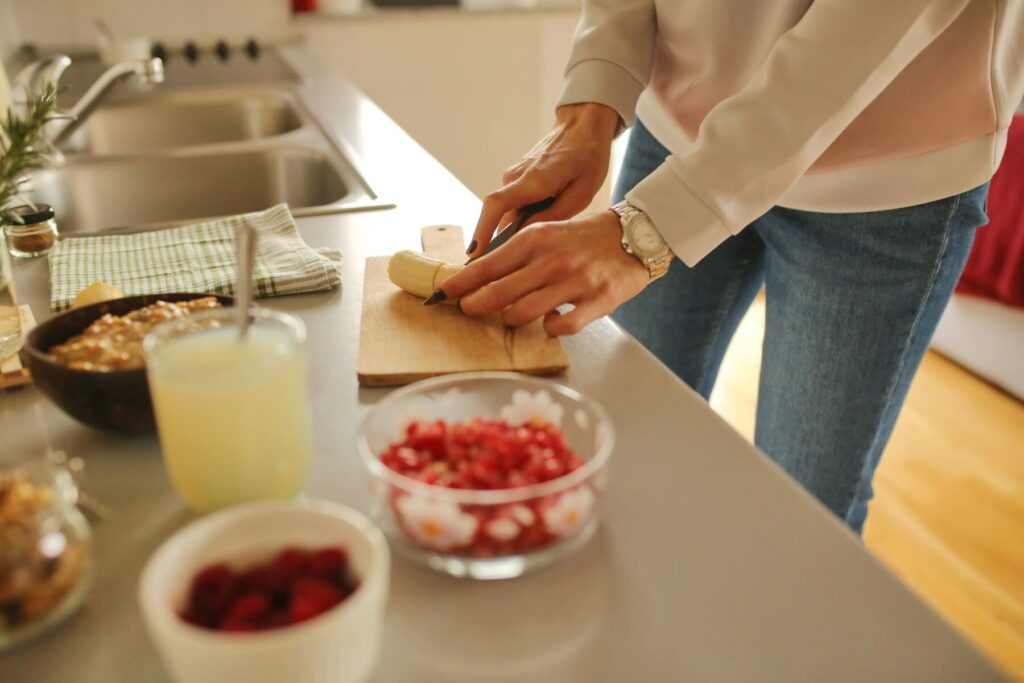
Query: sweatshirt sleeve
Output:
[[626, 0, 973, 266], [556, 0, 657, 126]]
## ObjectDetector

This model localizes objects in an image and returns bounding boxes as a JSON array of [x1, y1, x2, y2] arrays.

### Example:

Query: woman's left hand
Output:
[[434, 211, 650, 337]]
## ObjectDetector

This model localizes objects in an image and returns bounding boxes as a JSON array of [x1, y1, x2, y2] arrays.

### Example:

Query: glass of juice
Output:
[[144, 307, 312, 513]]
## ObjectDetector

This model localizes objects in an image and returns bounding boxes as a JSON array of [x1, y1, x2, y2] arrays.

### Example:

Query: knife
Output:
[[466, 196, 557, 264]]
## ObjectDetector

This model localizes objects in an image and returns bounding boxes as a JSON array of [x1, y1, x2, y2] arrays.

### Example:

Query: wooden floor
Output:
[[710, 295, 1024, 681]]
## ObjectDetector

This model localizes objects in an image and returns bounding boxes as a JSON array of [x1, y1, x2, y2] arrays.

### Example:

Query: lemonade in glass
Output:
[[144, 307, 311, 512]]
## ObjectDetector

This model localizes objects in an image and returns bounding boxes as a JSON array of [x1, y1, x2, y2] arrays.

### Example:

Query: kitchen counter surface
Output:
[[0, 46, 1008, 682]]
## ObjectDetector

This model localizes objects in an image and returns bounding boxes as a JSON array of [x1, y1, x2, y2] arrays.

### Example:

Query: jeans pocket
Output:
[[961, 182, 991, 230]]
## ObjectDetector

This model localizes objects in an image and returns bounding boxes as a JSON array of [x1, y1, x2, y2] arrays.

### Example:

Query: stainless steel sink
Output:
[[30, 145, 368, 233], [22, 50, 388, 230], [60, 91, 304, 155]]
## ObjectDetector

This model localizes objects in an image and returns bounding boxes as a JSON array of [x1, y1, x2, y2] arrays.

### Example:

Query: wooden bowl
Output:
[[21, 293, 233, 434]]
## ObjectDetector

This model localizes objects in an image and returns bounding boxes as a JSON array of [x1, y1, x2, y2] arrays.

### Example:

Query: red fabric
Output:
[[956, 114, 1024, 308]]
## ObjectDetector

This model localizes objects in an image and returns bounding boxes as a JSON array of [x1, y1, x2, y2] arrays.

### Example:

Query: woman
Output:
[[436, 0, 1024, 532]]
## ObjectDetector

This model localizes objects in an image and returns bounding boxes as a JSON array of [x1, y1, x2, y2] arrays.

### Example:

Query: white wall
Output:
[[0, 0, 20, 61], [301, 10, 610, 204], [10, 0, 290, 46]]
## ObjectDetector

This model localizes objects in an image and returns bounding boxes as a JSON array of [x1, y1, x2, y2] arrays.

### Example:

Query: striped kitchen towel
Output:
[[48, 204, 341, 311]]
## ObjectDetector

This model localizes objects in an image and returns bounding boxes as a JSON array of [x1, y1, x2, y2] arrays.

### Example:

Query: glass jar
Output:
[[4, 204, 58, 258], [0, 452, 93, 651]]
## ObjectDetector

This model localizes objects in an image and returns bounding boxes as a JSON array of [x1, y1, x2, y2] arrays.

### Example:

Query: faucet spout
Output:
[[49, 57, 165, 147]]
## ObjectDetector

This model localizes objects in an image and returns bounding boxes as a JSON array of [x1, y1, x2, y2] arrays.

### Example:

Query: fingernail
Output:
[[423, 289, 447, 306], [465, 240, 477, 255]]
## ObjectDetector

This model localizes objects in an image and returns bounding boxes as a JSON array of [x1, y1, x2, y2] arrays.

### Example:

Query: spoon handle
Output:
[[235, 221, 257, 337]]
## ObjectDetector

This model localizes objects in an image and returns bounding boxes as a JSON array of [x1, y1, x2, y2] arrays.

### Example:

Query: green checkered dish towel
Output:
[[49, 204, 341, 311]]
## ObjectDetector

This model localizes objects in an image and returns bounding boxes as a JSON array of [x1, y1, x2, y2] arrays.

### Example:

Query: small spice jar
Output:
[[4, 204, 58, 258], [0, 452, 93, 650]]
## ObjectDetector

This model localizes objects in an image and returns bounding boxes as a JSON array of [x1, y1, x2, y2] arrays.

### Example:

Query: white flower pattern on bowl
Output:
[[542, 486, 596, 538], [395, 495, 478, 551], [509, 504, 535, 527], [485, 517, 521, 542], [500, 389, 565, 428]]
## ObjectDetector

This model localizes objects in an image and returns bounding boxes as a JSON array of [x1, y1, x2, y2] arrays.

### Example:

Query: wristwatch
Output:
[[610, 201, 673, 281]]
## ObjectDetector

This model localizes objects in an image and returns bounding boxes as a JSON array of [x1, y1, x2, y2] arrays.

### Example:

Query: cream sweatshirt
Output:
[[558, 0, 1024, 265]]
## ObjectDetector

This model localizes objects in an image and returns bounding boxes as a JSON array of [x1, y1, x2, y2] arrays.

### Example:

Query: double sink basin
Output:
[[31, 75, 384, 233]]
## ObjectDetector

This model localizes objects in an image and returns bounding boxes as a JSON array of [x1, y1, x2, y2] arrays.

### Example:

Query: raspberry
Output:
[[188, 563, 236, 618], [288, 578, 342, 624], [224, 593, 271, 625], [309, 548, 348, 583], [273, 548, 311, 578], [179, 546, 357, 632], [220, 618, 257, 632]]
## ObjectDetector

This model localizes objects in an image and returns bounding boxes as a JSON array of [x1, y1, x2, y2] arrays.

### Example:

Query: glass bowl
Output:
[[357, 372, 614, 580], [0, 451, 94, 651]]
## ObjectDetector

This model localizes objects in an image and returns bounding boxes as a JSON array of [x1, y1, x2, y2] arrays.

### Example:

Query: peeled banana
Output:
[[387, 250, 463, 302]]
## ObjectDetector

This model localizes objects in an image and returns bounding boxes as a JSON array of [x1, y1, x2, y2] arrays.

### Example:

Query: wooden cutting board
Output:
[[357, 225, 569, 386]]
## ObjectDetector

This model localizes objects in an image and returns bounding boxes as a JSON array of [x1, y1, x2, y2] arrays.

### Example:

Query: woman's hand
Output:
[[467, 103, 619, 258], [436, 211, 649, 337]]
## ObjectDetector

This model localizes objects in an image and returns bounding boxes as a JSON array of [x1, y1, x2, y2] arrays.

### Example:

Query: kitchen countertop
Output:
[[0, 45, 1008, 682]]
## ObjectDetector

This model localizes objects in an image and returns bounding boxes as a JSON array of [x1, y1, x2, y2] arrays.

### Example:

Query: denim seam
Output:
[[848, 193, 962, 517]]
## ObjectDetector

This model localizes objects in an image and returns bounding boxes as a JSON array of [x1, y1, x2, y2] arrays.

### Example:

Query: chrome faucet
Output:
[[12, 53, 165, 148]]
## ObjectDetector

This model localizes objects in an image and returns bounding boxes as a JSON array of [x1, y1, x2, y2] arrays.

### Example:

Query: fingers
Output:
[[435, 231, 536, 301], [470, 177, 547, 258], [543, 295, 614, 337], [468, 171, 565, 259], [520, 181, 593, 228], [459, 259, 560, 317], [501, 278, 583, 327]]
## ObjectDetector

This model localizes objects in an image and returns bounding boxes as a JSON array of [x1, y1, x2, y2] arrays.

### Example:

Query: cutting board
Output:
[[357, 225, 569, 386]]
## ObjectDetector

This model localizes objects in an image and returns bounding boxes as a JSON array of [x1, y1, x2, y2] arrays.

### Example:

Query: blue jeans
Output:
[[613, 121, 988, 533]]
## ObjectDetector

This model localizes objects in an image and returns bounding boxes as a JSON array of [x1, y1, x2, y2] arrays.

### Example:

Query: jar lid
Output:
[[9, 204, 55, 225]]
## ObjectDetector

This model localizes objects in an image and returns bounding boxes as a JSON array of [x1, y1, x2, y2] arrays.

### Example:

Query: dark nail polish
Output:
[[465, 240, 477, 255], [423, 289, 447, 306]]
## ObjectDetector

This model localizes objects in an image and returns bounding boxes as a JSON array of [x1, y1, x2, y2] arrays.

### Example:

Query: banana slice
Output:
[[387, 250, 462, 302], [72, 281, 125, 309]]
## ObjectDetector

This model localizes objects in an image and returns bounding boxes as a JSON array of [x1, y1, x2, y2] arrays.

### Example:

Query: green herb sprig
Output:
[[0, 85, 62, 226]]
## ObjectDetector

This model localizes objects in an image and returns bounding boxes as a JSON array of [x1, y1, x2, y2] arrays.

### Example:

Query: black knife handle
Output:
[[470, 196, 557, 262]]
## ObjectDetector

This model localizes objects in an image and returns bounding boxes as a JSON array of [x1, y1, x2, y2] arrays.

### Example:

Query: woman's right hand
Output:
[[466, 102, 620, 258]]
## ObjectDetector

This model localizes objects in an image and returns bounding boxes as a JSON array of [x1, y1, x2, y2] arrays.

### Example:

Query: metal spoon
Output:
[[235, 221, 257, 338]]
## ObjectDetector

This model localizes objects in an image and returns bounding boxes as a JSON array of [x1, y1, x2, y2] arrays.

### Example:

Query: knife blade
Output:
[[467, 196, 557, 264]]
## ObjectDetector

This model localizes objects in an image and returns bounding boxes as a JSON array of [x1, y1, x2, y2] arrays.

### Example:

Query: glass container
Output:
[[358, 372, 614, 580], [0, 452, 93, 651], [4, 204, 58, 259], [144, 307, 312, 513]]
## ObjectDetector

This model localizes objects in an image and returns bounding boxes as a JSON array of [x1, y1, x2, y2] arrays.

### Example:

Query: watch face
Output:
[[631, 219, 664, 255]]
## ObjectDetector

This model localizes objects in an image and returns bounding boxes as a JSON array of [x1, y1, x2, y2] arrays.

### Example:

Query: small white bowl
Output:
[[139, 500, 390, 683]]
